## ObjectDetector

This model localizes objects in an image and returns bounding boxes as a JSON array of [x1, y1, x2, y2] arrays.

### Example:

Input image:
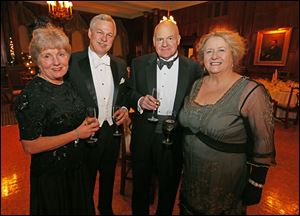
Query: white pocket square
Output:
[[119, 77, 125, 85]]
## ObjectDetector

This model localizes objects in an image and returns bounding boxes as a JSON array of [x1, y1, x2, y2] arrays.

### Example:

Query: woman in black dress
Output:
[[15, 26, 99, 214]]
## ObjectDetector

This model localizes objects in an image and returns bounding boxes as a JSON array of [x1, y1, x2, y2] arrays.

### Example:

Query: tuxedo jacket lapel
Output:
[[110, 58, 119, 106], [78, 55, 98, 107], [143, 54, 189, 115], [76, 52, 127, 110], [146, 54, 157, 94], [173, 56, 189, 115]]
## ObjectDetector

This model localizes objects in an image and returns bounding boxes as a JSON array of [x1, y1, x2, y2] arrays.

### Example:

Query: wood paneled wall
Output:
[[246, 1, 299, 80], [2, 1, 298, 80], [129, 1, 299, 80], [178, 1, 299, 80]]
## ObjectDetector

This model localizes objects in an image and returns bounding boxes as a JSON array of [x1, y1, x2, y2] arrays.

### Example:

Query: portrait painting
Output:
[[253, 27, 292, 66]]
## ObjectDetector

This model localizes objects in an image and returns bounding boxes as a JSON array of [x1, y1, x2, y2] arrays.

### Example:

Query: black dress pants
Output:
[[131, 132, 182, 215], [87, 121, 120, 215]]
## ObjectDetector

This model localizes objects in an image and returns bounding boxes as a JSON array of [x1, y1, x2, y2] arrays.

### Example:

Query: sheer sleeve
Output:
[[240, 81, 276, 166]]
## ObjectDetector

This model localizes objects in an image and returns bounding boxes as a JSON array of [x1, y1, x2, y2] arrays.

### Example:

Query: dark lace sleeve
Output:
[[15, 89, 47, 140], [240, 81, 276, 166]]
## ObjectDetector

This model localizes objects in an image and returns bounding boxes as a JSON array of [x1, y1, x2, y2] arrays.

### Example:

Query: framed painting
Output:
[[253, 27, 292, 66]]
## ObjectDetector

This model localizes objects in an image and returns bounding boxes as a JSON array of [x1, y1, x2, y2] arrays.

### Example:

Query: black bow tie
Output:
[[157, 56, 178, 70]]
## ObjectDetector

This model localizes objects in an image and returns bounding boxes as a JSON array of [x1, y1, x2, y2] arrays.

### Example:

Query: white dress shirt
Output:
[[88, 47, 114, 126], [157, 52, 179, 116], [137, 52, 179, 116]]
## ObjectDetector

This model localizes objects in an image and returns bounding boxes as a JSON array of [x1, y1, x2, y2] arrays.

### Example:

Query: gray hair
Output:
[[89, 14, 117, 36]]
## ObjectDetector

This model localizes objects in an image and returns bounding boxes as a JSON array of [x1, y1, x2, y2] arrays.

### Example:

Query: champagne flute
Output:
[[112, 106, 122, 137], [162, 111, 177, 145], [147, 88, 160, 122], [86, 107, 98, 145]]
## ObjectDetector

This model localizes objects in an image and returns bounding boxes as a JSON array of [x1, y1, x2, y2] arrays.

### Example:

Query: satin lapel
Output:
[[146, 54, 157, 94], [78, 56, 98, 107], [110, 59, 119, 106], [173, 56, 189, 115]]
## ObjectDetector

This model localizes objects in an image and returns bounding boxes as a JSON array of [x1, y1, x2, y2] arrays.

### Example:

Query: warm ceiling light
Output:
[[160, 2, 176, 24], [160, 15, 177, 24], [46, 1, 73, 20]]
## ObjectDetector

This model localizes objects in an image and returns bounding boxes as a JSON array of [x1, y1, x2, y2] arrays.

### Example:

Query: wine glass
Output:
[[147, 88, 160, 122], [162, 114, 177, 145], [86, 107, 98, 145], [112, 106, 122, 137]]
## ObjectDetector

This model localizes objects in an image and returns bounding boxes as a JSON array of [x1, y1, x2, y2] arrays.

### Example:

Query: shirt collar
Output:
[[158, 51, 179, 62], [89, 47, 110, 68]]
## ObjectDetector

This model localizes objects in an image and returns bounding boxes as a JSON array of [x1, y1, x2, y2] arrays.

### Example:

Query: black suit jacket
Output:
[[66, 50, 129, 116], [128, 53, 202, 115], [128, 52, 203, 158]]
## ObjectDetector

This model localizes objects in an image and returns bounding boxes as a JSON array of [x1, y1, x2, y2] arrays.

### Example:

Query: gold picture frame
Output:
[[253, 27, 292, 66]]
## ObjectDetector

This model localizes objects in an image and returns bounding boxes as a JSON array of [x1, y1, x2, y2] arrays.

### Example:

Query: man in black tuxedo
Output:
[[67, 14, 128, 215], [128, 20, 203, 215]]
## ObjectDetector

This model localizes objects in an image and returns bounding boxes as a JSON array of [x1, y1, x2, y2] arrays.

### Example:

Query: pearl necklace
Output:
[[38, 73, 64, 85]]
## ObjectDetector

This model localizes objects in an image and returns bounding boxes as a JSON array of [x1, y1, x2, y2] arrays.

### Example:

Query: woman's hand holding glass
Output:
[[75, 117, 100, 145]]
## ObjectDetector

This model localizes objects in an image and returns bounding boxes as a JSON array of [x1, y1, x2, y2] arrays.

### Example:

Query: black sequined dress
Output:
[[15, 76, 95, 215]]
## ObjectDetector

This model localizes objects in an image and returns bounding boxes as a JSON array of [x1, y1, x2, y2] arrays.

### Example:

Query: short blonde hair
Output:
[[29, 26, 71, 63], [196, 28, 247, 69], [89, 14, 117, 37]]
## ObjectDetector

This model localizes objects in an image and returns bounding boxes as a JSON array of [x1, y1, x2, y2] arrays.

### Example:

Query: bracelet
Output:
[[246, 161, 270, 168], [248, 178, 263, 188], [74, 130, 80, 144]]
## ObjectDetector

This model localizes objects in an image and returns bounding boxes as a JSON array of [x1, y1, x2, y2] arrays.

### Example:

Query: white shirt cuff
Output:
[[137, 97, 144, 114]]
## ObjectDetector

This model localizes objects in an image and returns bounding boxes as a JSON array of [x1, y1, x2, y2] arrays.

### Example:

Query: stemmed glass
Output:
[[147, 88, 160, 122], [112, 106, 122, 137], [162, 112, 177, 146], [86, 107, 98, 145]]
